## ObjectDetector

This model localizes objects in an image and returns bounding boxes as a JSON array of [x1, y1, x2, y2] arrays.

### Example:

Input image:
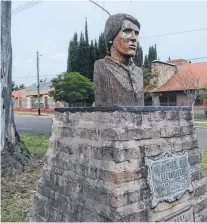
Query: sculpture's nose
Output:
[[130, 31, 137, 41]]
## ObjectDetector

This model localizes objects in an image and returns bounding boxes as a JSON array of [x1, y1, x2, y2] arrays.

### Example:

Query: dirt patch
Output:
[[1, 157, 43, 222]]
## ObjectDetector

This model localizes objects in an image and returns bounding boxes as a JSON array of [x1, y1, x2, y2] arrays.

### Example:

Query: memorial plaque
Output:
[[158, 206, 194, 222], [145, 152, 193, 207]]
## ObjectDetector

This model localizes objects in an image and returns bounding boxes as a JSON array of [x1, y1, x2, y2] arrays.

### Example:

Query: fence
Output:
[[194, 106, 207, 121]]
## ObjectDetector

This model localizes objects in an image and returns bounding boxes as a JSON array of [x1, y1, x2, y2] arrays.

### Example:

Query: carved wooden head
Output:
[[104, 14, 140, 57], [112, 20, 139, 57]]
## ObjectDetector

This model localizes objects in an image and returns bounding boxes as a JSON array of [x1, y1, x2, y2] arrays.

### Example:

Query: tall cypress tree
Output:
[[78, 31, 86, 76], [98, 32, 107, 59], [148, 45, 157, 68], [88, 40, 95, 80], [94, 40, 99, 61], [66, 40, 72, 72], [84, 18, 90, 78], [148, 46, 153, 65], [133, 46, 143, 67], [85, 18, 89, 47], [143, 54, 149, 68], [67, 32, 78, 72], [154, 44, 157, 60]]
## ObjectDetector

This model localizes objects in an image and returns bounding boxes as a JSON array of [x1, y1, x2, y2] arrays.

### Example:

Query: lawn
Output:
[[20, 133, 50, 153], [195, 122, 207, 128], [202, 152, 207, 175]]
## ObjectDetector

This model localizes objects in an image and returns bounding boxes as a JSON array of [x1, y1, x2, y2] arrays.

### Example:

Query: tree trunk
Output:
[[1, 1, 31, 176], [192, 102, 195, 121]]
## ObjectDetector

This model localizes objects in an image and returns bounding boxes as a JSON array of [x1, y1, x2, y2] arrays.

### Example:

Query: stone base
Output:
[[29, 106, 207, 222]]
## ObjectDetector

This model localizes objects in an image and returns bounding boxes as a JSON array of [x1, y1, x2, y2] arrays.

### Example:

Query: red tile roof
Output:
[[12, 87, 28, 97], [156, 62, 207, 92]]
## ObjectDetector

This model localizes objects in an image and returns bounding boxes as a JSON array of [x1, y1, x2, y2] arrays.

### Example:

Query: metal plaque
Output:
[[145, 152, 193, 207], [158, 206, 194, 222]]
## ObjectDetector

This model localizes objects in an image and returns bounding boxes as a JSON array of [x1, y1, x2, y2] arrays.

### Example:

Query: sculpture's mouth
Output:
[[129, 44, 136, 49]]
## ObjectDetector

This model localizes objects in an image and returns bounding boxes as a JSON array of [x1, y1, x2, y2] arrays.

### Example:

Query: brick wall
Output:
[[29, 107, 207, 222], [151, 61, 177, 88]]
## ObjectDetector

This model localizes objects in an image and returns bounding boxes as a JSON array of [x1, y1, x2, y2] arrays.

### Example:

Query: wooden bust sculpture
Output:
[[94, 13, 144, 106]]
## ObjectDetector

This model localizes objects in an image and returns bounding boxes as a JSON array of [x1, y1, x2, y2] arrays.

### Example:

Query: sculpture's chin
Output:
[[125, 51, 136, 57]]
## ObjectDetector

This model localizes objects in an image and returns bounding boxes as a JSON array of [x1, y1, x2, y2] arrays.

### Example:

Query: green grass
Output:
[[14, 112, 53, 116], [20, 133, 50, 153], [195, 122, 207, 127], [202, 152, 207, 175]]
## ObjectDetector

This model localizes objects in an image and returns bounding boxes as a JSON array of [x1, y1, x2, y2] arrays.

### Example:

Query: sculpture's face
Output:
[[112, 20, 139, 57]]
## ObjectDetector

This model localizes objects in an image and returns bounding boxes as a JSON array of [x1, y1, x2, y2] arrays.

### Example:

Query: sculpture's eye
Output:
[[123, 28, 132, 33]]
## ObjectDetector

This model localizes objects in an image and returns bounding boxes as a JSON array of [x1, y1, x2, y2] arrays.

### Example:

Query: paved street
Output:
[[15, 116, 53, 134], [15, 116, 207, 151], [196, 127, 207, 152]]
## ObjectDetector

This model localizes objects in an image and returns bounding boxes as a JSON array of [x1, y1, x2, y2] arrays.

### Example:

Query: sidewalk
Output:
[[14, 112, 54, 118]]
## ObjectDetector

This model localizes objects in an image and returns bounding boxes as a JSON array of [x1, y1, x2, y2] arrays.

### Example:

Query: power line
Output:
[[66, 27, 207, 52], [188, 56, 207, 61], [12, 0, 41, 15], [12, 56, 207, 80], [141, 27, 207, 39], [13, 74, 58, 79]]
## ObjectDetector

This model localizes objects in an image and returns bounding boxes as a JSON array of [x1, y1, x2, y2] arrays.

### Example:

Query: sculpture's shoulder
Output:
[[131, 63, 143, 75], [94, 58, 111, 80], [94, 58, 108, 71]]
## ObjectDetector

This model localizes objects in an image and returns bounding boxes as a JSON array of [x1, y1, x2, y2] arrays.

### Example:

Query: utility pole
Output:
[[36, 51, 41, 115]]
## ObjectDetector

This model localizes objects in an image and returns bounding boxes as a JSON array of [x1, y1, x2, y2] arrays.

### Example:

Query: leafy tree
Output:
[[12, 81, 17, 91], [176, 69, 206, 120], [49, 72, 94, 103], [12, 81, 25, 91], [18, 84, 25, 89]]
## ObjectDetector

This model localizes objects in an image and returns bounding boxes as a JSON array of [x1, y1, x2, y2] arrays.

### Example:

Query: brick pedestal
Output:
[[29, 106, 207, 222]]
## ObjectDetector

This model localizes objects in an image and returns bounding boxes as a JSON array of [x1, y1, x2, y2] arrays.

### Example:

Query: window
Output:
[[160, 94, 176, 106]]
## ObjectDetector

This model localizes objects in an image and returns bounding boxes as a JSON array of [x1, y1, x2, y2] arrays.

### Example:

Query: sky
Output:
[[11, 0, 207, 86]]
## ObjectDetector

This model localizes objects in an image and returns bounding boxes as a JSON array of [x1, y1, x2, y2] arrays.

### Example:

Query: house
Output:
[[147, 59, 207, 107], [12, 87, 28, 108], [12, 81, 59, 112], [26, 81, 55, 109], [12, 80, 93, 112]]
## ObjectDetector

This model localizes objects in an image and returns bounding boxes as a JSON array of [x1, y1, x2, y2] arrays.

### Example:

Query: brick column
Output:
[[29, 107, 207, 222], [17, 97, 20, 108], [30, 96, 33, 109], [43, 96, 47, 109]]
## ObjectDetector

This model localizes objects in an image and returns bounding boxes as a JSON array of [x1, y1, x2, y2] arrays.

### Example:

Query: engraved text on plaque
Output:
[[145, 152, 193, 207]]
